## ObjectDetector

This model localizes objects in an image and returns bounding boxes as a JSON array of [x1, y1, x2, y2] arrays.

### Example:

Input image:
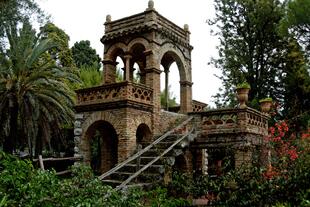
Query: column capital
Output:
[[102, 59, 118, 66], [143, 50, 153, 56], [180, 80, 193, 87], [145, 67, 162, 74]]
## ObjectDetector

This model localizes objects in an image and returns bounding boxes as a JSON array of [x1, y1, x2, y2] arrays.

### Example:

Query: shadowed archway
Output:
[[85, 121, 118, 174]]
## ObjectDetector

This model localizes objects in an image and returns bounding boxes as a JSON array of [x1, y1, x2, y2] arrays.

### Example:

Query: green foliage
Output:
[[39, 23, 75, 67], [71, 40, 101, 69], [0, 151, 190, 206], [144, 187, 189, 207], [281, 40, 310, 131], [0, 0, 46, 46], [0, 21, 79, 155], [209, 0, 287, 108], [160, 85, 178, 109], [236, 82, 251, 89], [79, 65, 102, 88], [280, 0, 310, 59]]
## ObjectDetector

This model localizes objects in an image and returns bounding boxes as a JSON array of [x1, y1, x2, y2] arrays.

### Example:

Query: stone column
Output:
[[102, 59, 117, 84], [180, 80, 193, 113], [124, 54, 132, 81], [164, 67, 169, 111], [144, 48, 161, 135]]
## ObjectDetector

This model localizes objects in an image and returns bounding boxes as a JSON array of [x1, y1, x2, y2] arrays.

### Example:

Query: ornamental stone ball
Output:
[[106, 14, 111, 22], [184, 24, 189, 32], [148, 0, 154, 9]]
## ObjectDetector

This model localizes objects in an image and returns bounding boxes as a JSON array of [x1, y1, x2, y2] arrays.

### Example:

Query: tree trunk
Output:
[[3, 98, 18, 154]]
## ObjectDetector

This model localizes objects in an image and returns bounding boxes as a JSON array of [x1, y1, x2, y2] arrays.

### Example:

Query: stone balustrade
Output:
[[192, 100, 208, 112], [190, 107, 269, 137], [75, 82, 153, 111]]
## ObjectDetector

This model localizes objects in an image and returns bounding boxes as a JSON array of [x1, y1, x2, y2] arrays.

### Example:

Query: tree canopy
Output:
[[209, 0, 310, 130], [39, 23, 75, 67], [210, 0, 287, 108], [71, 40, 101, 70], [280, 0, 310, 59]]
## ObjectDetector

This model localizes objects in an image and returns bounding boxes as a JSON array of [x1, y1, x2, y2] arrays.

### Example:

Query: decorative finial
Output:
[[106, 14, 111, 22], [148, 0, 154, 10], [184, 24, 189, 32]]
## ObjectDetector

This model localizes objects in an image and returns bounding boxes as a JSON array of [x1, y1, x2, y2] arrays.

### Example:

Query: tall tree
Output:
[[39, 23, 75, 67], [280, 0, 310, 59], [209, 0, 287, 107], [71, 40, 101, 70], [0, 21, 79, 155], [282, 40, 310, 131], [0, 0, 46, 49]]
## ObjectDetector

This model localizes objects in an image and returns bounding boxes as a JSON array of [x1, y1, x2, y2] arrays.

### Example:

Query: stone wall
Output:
[[157, 110, 187, 135]]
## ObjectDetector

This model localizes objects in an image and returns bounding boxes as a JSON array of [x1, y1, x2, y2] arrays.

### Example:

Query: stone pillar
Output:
[[235, 148, 252, 168], [180, 80, 193, 113], [144, 48, 161, 135], [102, 59, 117, 84], [73, 114, 84, 160], [124, 54, 132, 81], [164, 67, 169, 111]]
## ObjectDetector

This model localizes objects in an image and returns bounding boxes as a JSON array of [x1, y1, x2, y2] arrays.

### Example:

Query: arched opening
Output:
[[160, 51, 185, 112], [130, 43, 146, 84], [116, 56, 125, 82], [103, 46, 126, 84], [85, 121, 118, 175], [133, 62, 141, 83], [136, 123, 152, 148]]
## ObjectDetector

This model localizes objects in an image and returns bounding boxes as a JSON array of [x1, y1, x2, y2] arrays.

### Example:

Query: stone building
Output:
[[73, 1, 269, 185]]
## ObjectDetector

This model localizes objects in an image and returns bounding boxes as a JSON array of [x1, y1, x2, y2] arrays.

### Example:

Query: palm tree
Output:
[[0, 21, 79, 156]]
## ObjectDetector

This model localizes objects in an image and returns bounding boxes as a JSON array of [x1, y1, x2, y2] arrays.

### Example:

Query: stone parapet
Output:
[[192, 100, 208, 112], [190, 107, 269, 137], [75, 81, 153, 111], [102, 9, 191, 49]]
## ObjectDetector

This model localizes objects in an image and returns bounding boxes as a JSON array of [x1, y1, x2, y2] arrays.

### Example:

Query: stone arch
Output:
[[128, 40, 149, 84], [80, 111, 123, 170], [104, 42, 128, 61], [127, 37, 150, 52], [136, 123, 152, 147], [82, 120, 118, 174], [158, 42, 192, 113], [103, 42, 127, 83], [158, 42, 190, 82]]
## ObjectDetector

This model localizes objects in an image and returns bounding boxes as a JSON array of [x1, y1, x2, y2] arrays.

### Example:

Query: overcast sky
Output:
[[36, 0, 222, 106]]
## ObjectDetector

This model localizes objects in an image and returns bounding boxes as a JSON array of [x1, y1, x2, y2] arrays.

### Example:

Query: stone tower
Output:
[[73, 1, 195, 173]]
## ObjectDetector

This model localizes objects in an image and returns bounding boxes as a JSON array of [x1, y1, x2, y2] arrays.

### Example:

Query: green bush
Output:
[[0, 152, 190, 206]]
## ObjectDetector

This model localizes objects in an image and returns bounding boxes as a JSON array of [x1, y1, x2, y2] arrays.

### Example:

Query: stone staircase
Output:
[[98, 117, 196, 191]]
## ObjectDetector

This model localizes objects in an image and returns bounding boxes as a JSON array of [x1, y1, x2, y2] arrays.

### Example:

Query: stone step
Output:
[[121, 163, 165, 174], [128, 156, 163, 165], [155, 141, 177, 149]]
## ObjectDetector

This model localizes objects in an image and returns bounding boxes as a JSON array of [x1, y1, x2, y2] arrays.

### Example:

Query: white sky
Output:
[[36, 0, 222, 106]]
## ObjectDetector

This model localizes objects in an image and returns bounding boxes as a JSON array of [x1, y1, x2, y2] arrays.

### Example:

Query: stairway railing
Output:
[[98, 116, 193, 181], [115, 127, 195, 190]]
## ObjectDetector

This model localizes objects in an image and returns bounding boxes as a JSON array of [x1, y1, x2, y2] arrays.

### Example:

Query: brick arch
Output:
[[127, 37, 150, 52], [82, 111, 122, 136], [158, 42, 190, 82], [104, 42, 128, 61], [80, 111, 121, 173]]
